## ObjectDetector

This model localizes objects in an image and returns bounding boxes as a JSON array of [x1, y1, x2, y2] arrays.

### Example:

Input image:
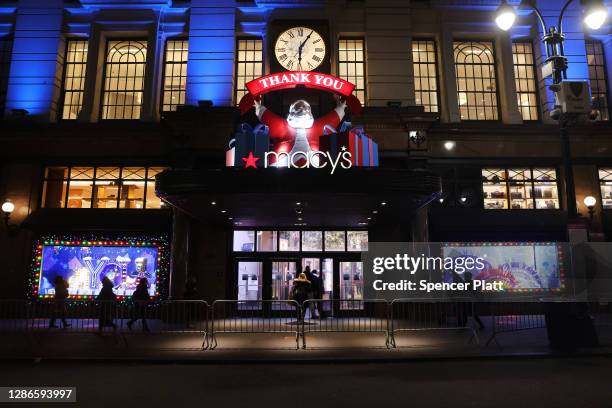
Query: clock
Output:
[[274, 26, 326, 71]]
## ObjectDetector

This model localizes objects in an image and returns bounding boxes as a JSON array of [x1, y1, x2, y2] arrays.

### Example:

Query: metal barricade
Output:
[[300, 299, 391, 349], [390, 298, 479, 347], [117, 300, 209, 350], [486, 301, 547, 346], [210, 300, 300, 350], [0, 300, 31, 332]]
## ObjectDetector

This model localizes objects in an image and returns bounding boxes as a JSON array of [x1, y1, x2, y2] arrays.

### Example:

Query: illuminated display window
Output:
[[324, 231, 346, 251], [454, 41, 498, 121], [42, 166, 169, 209], [338, 38, 366, 105], [586, 39, 609, 121], [482, 168, 559, 210], [598, 168, 612, 209], [0, 36, 12, 119], [412, 39, 439, 113], [232, 230, 367, 252], [60, 39, 88, 120], [161, 39, 188, 112], [235, 38, 263, 105], [102, 40, 147, 120], [512, 41, 539, 121]]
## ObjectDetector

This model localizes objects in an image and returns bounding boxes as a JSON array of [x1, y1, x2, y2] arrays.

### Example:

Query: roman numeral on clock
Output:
[[279, 54, 287, 61], [286, 60, 294, 69], [312, 55, 322, 63], [297, 28, 304, 36]]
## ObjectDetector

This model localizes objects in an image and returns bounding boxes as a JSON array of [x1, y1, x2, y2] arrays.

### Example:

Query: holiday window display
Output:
[[31, 235, 169, 300]]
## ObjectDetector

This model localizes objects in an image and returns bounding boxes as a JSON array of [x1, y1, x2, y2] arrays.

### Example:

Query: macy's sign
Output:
[[242, 148, 353, 174]]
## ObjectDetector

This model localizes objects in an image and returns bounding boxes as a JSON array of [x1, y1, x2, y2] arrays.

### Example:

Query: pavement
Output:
[[1, 321, 612, 362]]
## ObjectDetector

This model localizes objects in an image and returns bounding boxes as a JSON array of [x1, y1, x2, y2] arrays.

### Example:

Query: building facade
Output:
[[0, 0, 611, 301]]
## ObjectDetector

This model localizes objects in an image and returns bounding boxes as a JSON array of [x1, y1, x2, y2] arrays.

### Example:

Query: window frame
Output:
[[234, 37, 264, 106], [160, 37, 188, 114], [512, 39, 540, 122], [481, 167, 560, 210], [597, 167, 612, 209], [58, 38, 89, 121], [100, 38, 149, 121], [585, 39, 611, 121], [453, 39, 501, 121], [412, 38, 440, 113], [40, 165, 169, 210], [337, 37, 367, 106], [232, 229, 368, 253]]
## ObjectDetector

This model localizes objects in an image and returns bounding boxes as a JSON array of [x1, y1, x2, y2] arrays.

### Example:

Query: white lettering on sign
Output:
[[256, 73, 346, 93], [264, 150, 352, 175]]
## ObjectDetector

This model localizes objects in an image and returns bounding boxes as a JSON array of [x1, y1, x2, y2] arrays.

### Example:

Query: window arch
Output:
[[102, 40, 148, 120], [454, 41, 498, 120]]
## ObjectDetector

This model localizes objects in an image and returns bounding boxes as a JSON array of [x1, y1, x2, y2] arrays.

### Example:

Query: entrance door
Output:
[[271, 261, 297, 310], [236, 261, 263, 310], [339, 261, 363, 310]]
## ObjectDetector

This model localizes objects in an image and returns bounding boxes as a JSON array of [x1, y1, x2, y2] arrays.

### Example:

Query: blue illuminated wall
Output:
[[186, 0, 236, 107], [5, 0, 64, 120]]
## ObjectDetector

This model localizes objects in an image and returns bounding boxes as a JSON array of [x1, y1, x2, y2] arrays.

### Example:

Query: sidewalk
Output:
[[2, 324, 611, 362]]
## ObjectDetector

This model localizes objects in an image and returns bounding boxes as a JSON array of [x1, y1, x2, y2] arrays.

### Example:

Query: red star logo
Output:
[[242, 152, 260, 169]]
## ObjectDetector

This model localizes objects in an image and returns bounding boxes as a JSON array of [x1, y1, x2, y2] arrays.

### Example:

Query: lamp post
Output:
[[495, 0, 608, 220], [2, 200, 15, 228]]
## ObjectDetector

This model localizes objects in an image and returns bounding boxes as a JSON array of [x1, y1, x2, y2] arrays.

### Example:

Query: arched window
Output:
[[454, 41, 498, 120], [102, 40, 148, 120]]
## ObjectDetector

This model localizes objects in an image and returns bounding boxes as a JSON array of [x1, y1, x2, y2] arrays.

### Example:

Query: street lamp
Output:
[[2, 200, 15, 228], [494, 0, 608, 221], [584, 195, 597, 222]]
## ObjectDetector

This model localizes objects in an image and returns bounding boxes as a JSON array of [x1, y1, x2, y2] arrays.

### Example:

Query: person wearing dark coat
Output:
[[291, 273, 311, 322], [97, 276, 117, 332], [127, 278, 150, 332], [310, 270, 324, 319], [49, 276, 71, 328]]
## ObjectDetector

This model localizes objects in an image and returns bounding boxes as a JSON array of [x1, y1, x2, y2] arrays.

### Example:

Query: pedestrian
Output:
[[290, 273, 311, 322], [97, 276, 117, 332], [127, 278, 150, 332], [310, 269, 324, 319], [49, 276, 71, 329], [302, 266, 316, 318], [463, 272, 485, 330]]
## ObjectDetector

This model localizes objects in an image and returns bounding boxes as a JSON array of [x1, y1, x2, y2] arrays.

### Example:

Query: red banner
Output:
[[238, 71, 362, 115]]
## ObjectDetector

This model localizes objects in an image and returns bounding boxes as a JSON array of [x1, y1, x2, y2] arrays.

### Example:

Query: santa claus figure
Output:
[[254, 95, 347, 164]]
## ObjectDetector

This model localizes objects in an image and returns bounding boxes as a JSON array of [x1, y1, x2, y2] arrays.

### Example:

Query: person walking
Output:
[[302, 266, 316, 318], [290, 273, 311, 323], [463, 272, 485, 330], [97, 276, 117, 333], [127, 278, 150, 332], [49, 276, 70, 329]]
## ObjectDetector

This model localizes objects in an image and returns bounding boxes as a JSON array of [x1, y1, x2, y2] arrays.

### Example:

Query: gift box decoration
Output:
[[233, 123, 270, 167], [351, 126, 379, 167], [318, 124, 360, 166]]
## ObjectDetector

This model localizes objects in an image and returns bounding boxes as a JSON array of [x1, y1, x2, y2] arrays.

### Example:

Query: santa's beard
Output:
[[287, 112, 314, 129]]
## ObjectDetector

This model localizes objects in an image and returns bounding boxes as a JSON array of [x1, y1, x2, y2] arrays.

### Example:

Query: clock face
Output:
[[274, 26, 326, 71]]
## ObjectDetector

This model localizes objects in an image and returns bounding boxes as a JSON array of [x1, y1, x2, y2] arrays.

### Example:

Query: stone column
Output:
[[186, 0, 236, 107], [5, 0, 64, 121]]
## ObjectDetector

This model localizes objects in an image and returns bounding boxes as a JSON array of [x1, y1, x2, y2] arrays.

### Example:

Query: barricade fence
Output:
[[300, 299, 391, 349], [390, 298, 480, 347], [210, 300, 301, 349], [1, 298, 612, 351]]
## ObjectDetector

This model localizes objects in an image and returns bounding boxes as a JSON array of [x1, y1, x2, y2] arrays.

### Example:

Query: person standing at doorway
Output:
[[302, 266, 316, 319], [310, 270, 324, 319], [291, 273, 311, 323]]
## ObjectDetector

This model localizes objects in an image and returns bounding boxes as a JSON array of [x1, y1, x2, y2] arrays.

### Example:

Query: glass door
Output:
[[340, 261, 363, 310], [271, 261, 297, 310], [236, 261, 263, 310]]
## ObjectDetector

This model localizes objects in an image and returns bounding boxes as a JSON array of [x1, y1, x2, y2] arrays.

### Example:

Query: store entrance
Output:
[[235, 256, 363, 314]]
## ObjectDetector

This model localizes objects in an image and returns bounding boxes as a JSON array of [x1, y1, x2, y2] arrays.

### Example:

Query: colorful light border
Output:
[[440, 242, 566, 293], [30, 234, 170, 301]]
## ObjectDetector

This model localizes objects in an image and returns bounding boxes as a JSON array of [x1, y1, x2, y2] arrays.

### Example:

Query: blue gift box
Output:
[[233, 123, 270, 167]]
